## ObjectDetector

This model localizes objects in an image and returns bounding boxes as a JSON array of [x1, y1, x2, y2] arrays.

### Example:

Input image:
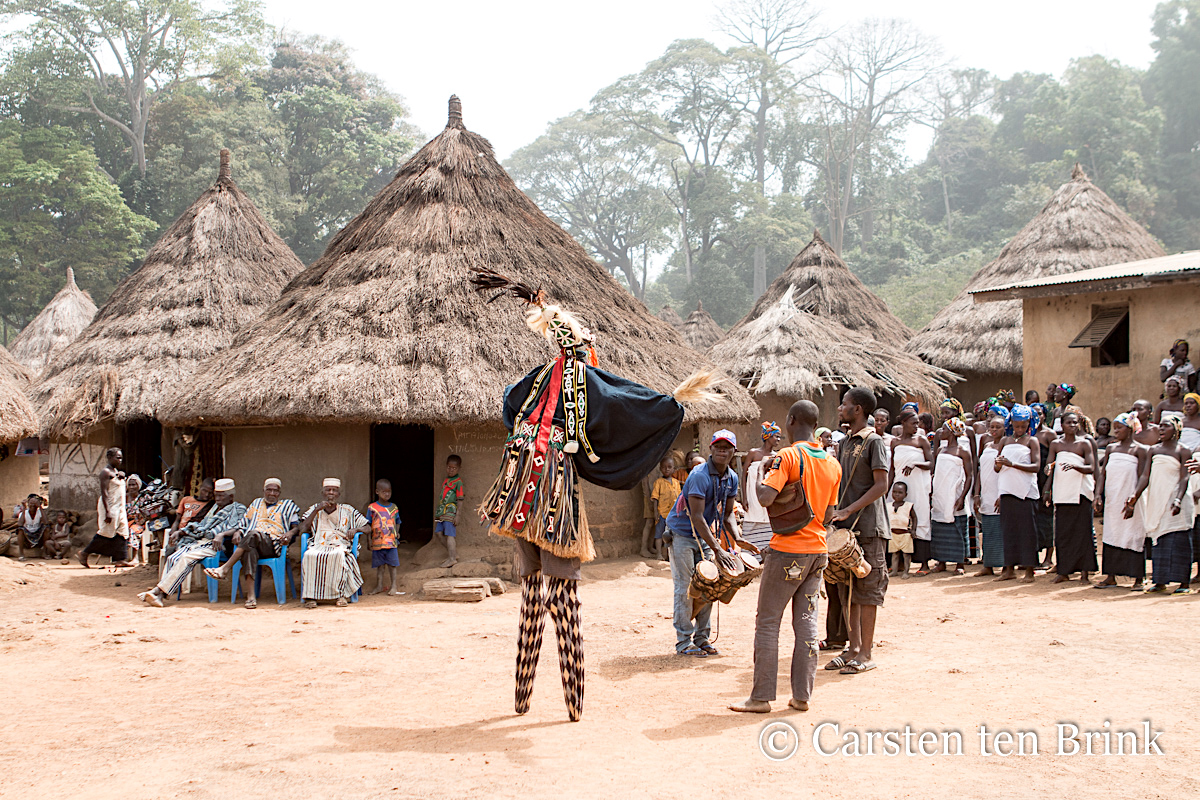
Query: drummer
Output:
[[825, 387, 890, 676], [663, 430, 756, 658], [729, 400, 843, 713]]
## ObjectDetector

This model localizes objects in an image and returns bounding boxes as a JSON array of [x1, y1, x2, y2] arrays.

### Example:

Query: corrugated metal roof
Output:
[[971, 250, 1200, 300]]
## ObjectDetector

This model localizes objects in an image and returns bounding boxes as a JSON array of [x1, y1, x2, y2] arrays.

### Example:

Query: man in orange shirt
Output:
[[730, 399, 842, 713]]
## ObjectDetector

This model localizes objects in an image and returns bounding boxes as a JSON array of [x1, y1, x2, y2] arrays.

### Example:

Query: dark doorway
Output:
[[120, 419, 163, 483], [371, 424, 435, 544]]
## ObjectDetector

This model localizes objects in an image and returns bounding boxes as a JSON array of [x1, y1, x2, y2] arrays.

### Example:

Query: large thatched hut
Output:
[[680, 300, 725, 351], [9, 268, 98, 376], [906, 165, 1165, 403], [32, 151, 305, 511], [0, 346, 40, 512], [710, 287, 954, 435], [162, 97, 758, 561], [745, 230, 913, 344]]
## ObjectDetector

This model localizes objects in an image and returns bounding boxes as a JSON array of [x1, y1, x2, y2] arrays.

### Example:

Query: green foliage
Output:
[[0, 122, 154, 328]]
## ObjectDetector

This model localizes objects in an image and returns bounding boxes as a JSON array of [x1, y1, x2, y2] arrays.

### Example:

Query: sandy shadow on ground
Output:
[[328, 715, 571, 757], [642, 710, 795, 741], [594, 652, 740, 681]]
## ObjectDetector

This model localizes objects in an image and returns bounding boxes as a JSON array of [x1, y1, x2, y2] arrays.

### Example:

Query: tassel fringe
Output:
[[672, 370, 724, 404]]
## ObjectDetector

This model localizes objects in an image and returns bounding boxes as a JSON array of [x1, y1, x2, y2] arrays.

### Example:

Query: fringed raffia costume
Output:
[[472, 270, 717, 721]]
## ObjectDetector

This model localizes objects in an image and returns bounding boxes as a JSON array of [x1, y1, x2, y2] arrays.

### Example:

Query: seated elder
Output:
[[205, 477, 301, 608], [138, 478, 247, 607], [299, 478, 369, 609]]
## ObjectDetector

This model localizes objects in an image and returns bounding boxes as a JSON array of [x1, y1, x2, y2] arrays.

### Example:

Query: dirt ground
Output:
[[1, 552, 1197, 800]]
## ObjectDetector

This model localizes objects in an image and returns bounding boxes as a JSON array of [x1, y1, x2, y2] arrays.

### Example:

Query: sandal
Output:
[[699, 645, 719, 656], [244, 598, 257, 609], [679, 646, 707, 657], [1172, 587, 1193, 595], [818, 640, 846, 652], [824, 654, 851, 671], [303, 600, 317, 609], [839, 659, 877, 675], [336, 597, 349, 607]]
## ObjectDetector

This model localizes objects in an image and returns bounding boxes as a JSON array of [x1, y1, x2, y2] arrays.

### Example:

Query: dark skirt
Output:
[[1001, 495, 1039, 567], [1193, 516, 1200, 565], [1054, 502, 1098, 575], [1152, 531, 1193, 585], [931, 517, 967, 563], [82, 533, 128, 561], [966, 514, 979, 560], [1103, 544, 1145, 580], [980, 514, 1005, 568], [913, 537, 932, 564], [1036, 501, 1054, 551]]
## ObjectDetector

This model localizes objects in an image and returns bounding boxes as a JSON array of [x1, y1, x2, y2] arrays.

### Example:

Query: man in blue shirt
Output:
[[663, 430, 750, 656]]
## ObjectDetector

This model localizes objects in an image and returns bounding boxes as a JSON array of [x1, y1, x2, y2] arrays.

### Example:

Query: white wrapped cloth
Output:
[[931, 452, 966, 524], [998, 443, 1038, 499], [893, 443, 932, 541], [1143, 454, 1193, 541], [1052, 450, 1094, 504], [1102, 452, 1145, 551], [977, 446, 1001, 516]]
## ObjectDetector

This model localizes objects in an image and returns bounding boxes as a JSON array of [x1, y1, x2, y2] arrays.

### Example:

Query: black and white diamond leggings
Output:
[[515, 572, 584, 721]]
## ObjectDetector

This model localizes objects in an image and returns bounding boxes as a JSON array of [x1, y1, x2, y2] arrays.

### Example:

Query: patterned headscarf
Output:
[[1112, 411, 1142, 434], [1010, 404, 1033, 424], [973, 401, 988, 417], [1165, 375, 1186, 391], [944, 417, 966, 437], [1175, 338, 1189, 351], [940, 398, 964, 418], [901, 402, 919, 415], [1163, 415, 1183, 438], [762, 420, 781, 442], [996, 389, 1016, 404], [1058, 382, 1077, 400]]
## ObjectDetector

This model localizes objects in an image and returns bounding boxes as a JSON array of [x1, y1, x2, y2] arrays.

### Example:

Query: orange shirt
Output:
[[761, 440, 842, 554]]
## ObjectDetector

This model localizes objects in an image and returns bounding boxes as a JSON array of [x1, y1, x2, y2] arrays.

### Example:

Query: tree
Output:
[[0, 0, 265, 177], [594, 39, 752, 284], [508, 112, 672, 299], [715, 0, 824, 295], [918, 68, 994, 233], [801, 19, 942, 254], [1147, 0, 1200, 156], [0, 122, 154, 331]]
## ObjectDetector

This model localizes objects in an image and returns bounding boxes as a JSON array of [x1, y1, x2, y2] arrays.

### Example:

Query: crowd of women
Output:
[[861, 379, 1200, 595]]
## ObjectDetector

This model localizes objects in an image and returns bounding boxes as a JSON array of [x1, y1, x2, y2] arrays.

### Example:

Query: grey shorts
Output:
[[851, 535, 889, 606], [514, 537, 582, 581]]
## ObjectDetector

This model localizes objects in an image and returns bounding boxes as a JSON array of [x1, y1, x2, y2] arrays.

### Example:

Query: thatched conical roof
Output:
[[709, 287, 955, 406], [9, 268, 98, 376], [658, 303, 684, 329], [743, 230, 913, 343], [907, 164, 1165, 373], [680, 300, 724, 351], [32, 151, 305, 439], [162, 97, 757, 427], [0, 346, 38, 444]]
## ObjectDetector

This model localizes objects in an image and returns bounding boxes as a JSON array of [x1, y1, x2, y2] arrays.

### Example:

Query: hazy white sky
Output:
[[262, 0, 1162, 160]]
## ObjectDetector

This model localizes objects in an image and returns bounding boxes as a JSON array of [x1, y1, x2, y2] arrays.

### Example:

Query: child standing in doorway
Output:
[[436, 455, 464, 568], [650, 456, 682, 560], [367, 479, 401, 595]]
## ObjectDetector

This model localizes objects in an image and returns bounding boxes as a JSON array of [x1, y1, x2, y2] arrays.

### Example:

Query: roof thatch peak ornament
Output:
[[447, 95, 464, 129], [218, 148, 231, 181], [66, 266, 76, 286], [1071, 162, 1087, 181]]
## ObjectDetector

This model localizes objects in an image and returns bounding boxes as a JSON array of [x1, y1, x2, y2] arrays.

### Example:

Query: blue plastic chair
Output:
[[299, 531, 363, 602], [230, 540, 295, 605]]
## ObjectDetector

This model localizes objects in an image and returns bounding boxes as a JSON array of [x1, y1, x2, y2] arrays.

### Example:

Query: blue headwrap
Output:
[[990, 404, 1013, 437], [1010, 404, 1033, 429], [901, 402, 919, 415]]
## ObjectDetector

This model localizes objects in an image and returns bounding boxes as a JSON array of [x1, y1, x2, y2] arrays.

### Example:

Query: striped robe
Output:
[[155, 501, 247, 595], [300, 503, 367, 600]]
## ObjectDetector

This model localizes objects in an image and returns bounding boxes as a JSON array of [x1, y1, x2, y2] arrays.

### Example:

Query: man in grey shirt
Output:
[[825, 386, 889, 675]]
